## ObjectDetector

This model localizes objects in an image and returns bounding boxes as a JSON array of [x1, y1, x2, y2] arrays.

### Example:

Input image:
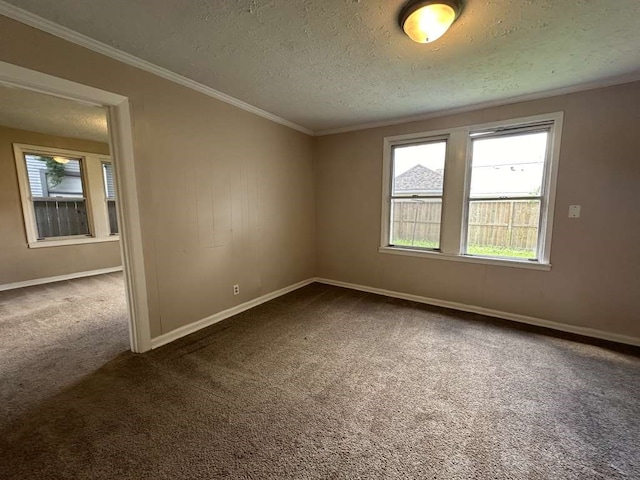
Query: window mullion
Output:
[[468, 195, 542, 202], [390, 195, 440, 200], [439, 129, 469, 255]]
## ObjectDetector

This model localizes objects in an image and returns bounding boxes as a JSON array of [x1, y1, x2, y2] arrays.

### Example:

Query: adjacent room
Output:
[[0, 84, 130, 423], [0, 1, 638, 479]]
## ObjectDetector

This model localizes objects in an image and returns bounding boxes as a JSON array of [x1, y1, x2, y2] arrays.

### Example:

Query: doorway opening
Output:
[[0, 61, 150, 422]]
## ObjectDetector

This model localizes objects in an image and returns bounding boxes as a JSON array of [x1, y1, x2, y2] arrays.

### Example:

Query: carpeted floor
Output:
[[0, 279, 638, 479], [0, 272, 129, 423]]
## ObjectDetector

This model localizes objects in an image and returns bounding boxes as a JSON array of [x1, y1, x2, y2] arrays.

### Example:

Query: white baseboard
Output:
[[149, 276, 640, 350], [151, 278, 316, 349], [0, 266, 124, 292], [315, 278, 640, 348]]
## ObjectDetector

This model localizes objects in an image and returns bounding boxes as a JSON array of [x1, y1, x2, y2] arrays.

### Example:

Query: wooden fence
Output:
[[392, 199, 442, 246], [392, 199, 540, 250], [107, 200, 118, 234], [33, 198, 89, 239]]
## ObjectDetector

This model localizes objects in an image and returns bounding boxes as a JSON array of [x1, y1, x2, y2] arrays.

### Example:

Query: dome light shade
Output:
[[399, 1, 462, 44], [52, 156, 70, 164]]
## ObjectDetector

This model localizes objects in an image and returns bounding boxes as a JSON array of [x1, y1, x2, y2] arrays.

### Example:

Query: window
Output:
[[102, 162, 118, 235], [390, 139, 447, 250], [14, 144, 119, 248], [24, 154, 90, 239], [381, 113, 563, 269]]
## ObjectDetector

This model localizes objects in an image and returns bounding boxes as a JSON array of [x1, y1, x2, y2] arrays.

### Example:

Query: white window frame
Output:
[[380, 112, 563, 271], [13, 143, 119, 248], [388, 135, 449, 251]]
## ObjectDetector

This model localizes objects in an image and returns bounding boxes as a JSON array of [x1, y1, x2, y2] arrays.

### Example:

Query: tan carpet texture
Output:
[[0, 277, 639, 479], [0, 272, 129, 423]]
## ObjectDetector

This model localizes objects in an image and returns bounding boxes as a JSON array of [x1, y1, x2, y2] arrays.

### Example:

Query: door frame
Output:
[[0, 60, 151, 353]]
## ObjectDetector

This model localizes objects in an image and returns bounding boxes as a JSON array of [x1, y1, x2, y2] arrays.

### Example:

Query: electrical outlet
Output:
[[233, 284, 240, 296]]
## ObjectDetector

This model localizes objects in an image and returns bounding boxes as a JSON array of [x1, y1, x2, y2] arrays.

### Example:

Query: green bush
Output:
[[392, 238, 535, 259]]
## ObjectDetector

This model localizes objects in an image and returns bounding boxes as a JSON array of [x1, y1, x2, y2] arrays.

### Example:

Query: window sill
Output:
[[378, 246, 551, 271], [28, 236, 120, 249]]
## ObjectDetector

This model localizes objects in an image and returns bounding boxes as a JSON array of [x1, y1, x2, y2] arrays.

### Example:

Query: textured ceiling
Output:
[[0, 84, 108, 142], [3, 0, 640, 133]]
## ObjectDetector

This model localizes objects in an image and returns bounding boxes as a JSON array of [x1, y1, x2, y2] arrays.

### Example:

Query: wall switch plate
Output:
[[569, 205, 581, 218], [233, 284, 240, 295]]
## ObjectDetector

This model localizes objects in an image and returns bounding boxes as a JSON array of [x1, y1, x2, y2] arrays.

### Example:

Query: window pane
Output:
[[107, 200, 118, 235], [102, 162, 116, 199], [25, 154, 84, 198], [25, 154, 89, 239], [102, 163, 118, 234], [32, 199, 90, 238], [466, 199, 540, 259], [391, 198, 442, 249], [392, 141, 446, 196], [470, 132, 548, 198]]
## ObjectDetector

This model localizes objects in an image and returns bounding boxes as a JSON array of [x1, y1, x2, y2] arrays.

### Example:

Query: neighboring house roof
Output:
[[394, 165, 443, 194]]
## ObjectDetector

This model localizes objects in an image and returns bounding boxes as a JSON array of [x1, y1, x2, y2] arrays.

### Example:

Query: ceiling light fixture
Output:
[[52, 156, 70, 164], [399, 0, 462, 44]]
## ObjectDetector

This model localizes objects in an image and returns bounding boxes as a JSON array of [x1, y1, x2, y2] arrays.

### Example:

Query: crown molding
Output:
[[315, 72, 640, 136], [0, 1, 314, 136]]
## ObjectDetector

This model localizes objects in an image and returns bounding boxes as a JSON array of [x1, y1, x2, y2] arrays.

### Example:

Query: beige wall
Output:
[[0, 126, 120, 285], [0, 16, 316, 339], [315, 81, 640, 340], [2, 14, 637, 343]]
